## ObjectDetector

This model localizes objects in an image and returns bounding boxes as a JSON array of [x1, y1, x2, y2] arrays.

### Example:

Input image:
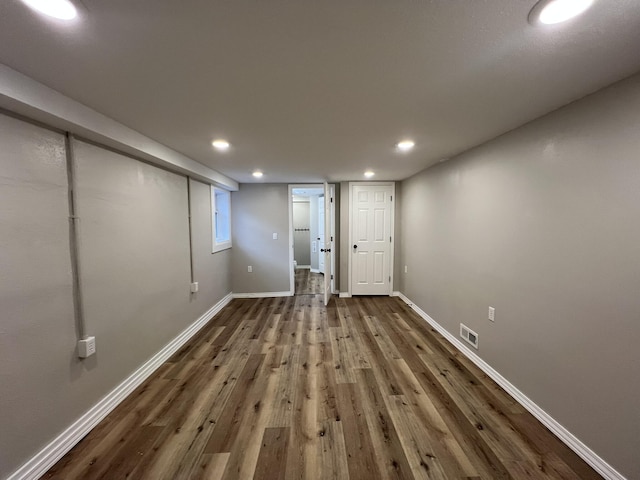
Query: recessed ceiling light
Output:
[[529, 0, 594, 25], [252, 171, 263, 178], [211, 139, 230, 151], [396, 140, 415, 152], [20, 0, 77, 20], [364, 171, 375, 178]]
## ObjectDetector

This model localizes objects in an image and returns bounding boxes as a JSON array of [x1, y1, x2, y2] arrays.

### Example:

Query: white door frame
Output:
[[347, 181, 395, 297], [288, 184, 336, 296]]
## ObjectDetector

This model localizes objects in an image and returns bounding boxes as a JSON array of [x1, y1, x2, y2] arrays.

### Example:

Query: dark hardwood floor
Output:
[[294, 269, 324, 295], [43, 295, 602, 479]]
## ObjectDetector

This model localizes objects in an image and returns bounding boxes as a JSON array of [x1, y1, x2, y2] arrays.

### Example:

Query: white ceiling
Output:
[[2, 0, 640, 184]]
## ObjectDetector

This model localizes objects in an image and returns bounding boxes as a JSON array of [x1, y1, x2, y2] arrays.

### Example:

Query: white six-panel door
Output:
[[351, 183, 393, 295]]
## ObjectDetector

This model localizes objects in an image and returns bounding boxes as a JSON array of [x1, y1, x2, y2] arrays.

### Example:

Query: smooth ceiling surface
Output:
[[1, 0, 640, 183]]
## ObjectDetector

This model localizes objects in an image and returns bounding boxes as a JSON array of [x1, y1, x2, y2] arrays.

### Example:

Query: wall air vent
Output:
[[460, 323, 479, 349]]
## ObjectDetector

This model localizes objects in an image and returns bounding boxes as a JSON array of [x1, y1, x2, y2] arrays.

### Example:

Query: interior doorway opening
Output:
[[288, 184, 335, 301], [292, 186, 321, 294]]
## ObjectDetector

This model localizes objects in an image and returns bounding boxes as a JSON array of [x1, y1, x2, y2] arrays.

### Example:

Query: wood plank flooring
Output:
[[295, 269, 324, 295], [43, 296, 602, 480]]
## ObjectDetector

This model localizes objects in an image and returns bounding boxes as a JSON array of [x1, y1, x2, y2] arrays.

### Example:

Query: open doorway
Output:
[[289, 185, 335, 300], [291, 186, 323, 295]]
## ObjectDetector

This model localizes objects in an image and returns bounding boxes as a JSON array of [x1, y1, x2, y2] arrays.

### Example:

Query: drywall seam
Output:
[[396, 292, 627, 480], [6, 293, 233, 480]]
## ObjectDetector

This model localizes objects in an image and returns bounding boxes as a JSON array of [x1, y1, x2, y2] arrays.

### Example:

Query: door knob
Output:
[[353, 244, 358, 249], [320, 248, 325, 252]]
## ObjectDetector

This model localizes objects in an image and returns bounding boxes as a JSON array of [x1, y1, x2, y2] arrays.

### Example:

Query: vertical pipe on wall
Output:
[[187, 177, 195, 284], [65, 133, 87, 339]]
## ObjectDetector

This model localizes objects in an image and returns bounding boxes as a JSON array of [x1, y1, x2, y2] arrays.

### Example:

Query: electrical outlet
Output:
[[404, 265, 408, 273], [78, 336, 96, 358], [248, 265, 253, 273], [272, 232, 278, 240], [190, 282, 199, 293], [488, 306, 495, 322]]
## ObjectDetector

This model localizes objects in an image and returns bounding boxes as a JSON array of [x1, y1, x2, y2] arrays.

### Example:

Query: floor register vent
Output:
[[460, 323, 479, 349]]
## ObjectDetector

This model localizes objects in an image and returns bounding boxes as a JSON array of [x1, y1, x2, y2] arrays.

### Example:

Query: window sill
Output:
[[212, 242, 232, 254]]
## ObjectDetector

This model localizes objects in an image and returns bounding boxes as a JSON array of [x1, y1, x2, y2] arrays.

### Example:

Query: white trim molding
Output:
[[339, 292, 352, 298], [396, 292, 627, 480], [7, 293, 233, 480], [232, 291, 292, 299]]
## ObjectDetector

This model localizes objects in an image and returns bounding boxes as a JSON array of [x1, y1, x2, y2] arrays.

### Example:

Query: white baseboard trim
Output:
[[310, 268, 320, 274], [295, 265, 311, 269], [339, 292, 351, 298], [7, 292, 233, 480], [391, 291, 401, 297], [395, 292, 626, 480], [232, 291, 292, 298]]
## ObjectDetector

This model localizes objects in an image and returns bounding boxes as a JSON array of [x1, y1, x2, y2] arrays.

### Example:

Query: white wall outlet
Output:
[[78, 336, 96, 358], [272, 232, 278, 240], [248, 265, 253, 273], [190, 282, 199, 293], [404, 265, 408, 273], [488, 306, 495, 322]]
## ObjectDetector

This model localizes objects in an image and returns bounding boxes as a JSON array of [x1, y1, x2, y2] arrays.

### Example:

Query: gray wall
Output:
[[392, 181, 402, 286], [0, 114, 231, 480], [340, 181, 350, 293], [231, 184, 291, 294], [0, 113, 76, 479], [398, 73, 640, 479], [292, 196, 311, 266], [189, 178, 232, 316], [74, 140, 193, 389], [231, 184, 341, 295]]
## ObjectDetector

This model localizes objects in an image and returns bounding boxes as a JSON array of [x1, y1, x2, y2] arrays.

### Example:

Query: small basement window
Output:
[[212, 186, 231, 252]]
